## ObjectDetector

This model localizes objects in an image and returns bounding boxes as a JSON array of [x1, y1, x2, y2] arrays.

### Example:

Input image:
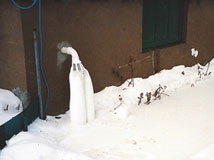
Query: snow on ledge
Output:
[[0, 89, 23, 125]]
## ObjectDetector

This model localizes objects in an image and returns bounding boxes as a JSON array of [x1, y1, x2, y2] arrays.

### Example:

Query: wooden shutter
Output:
[[142, 0, 184, 50]]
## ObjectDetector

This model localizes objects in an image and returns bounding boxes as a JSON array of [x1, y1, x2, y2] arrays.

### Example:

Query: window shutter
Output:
[[168, 0, 184, 43], [142, 0, 184, 50], [142, 0, 156, 44], [155, 0, 170, 42]]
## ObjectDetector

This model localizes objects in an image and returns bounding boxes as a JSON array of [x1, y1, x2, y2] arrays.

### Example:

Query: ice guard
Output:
[[61, 47, 95, 125]]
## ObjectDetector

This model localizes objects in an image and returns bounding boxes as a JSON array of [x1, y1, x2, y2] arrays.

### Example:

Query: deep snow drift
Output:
[[0, 59, 214, 160]]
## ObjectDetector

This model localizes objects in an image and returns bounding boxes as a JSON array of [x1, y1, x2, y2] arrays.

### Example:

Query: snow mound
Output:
[[0, 132, 93, 160], [191, 144, 214, 160], [95, 60, 214, 119]]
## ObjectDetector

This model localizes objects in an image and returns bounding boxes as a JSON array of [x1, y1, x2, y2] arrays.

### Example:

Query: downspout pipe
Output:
[[33, 30, 44, 120]]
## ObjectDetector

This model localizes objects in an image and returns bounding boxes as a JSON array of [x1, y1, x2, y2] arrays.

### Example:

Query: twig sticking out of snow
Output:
[[191, 48, 211, 78], [0, 88, 23, 112], [3, 105, 9, 111], [141, 85, 168, 105], [197, 64, 203, 78], [181, 71, 185, 75], [138, 92, 144, 106], [3, 104, 21, 112], [114, 95, 123, 111], [153, 85, 168, 100], [204, 62, 211, 76], [197, 62, 212, 78], [127, 79, 134, 87], [145, 92, 152, 105]]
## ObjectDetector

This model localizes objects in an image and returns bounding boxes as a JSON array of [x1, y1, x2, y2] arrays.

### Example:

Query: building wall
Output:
[[40, 0, 145, 114], [0, 0, 27, 91], [20, 3, 39, 102], [156, 0, 214, 71], [1, 0, 213, 115], [39, 0, 214, 115]]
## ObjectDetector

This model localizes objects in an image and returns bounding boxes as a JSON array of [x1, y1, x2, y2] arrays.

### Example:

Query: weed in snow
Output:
[[138, 92, 144, 106]]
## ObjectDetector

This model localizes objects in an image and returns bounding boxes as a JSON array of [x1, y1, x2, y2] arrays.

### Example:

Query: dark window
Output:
[[142, 0, 185, 50]]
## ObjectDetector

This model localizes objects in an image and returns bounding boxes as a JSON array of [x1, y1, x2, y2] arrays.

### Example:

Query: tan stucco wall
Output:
[[40, 0, 146, 114], [156, 0, 214, 70], [0, 0, 27, 90], [50, 0, 214, 91], [42, 0, 214, 114]]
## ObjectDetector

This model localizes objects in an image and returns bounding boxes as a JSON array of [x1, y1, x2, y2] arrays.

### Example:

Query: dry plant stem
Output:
[[153, 86, 163, 100], [145, 92, 151, 104], [114, 95, 123, 110], [197, 64, 204, 78], [115, 56, 152, 87], [4, 105, 9, 111], [138, 92, 144, 105], [118, 56, 150, 69], [162, 93, 170, 96], [197, 62, 211, 78], [204, 62, 210, 76], [128, 78, 134, 87], [153, 85, 168, 100], [17, 104, 20, 110], [127, 56, 136, 87]]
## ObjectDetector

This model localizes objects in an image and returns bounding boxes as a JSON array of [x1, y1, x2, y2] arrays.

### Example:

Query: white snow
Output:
[[0, 89, 23, 125], [191, 48, 199, 57], [191, 144, 214, 160], [0, 59, 214, 160]]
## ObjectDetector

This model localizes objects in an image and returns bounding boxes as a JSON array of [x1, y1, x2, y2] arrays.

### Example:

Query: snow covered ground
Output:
[[0, 59, 214, 160]]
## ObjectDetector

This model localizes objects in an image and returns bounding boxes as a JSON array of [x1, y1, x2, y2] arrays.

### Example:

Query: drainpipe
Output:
[[33, 30, 44, 120]]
